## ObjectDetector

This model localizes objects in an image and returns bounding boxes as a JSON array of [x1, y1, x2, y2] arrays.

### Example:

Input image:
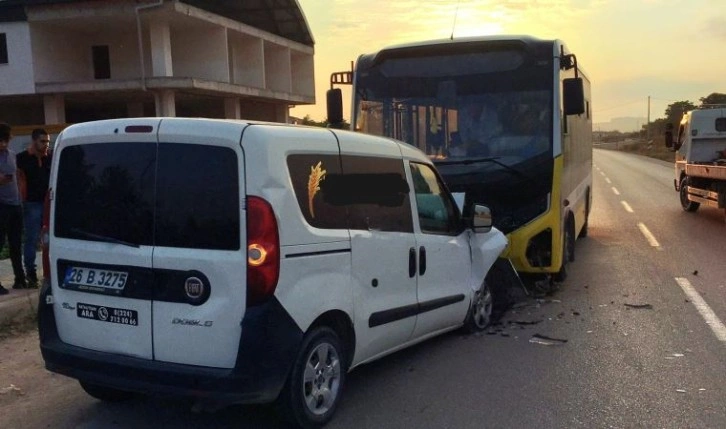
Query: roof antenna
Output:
[[450, 0, 461, 40]]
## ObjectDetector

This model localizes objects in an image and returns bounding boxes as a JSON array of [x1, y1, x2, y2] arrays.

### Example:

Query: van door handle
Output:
[[409, 247, 416, 278], [419, 246, 426, 276]]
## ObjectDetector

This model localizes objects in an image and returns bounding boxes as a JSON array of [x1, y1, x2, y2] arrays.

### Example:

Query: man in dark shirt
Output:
[[0, 122, 26, 294], [16, 128, 51, 287]]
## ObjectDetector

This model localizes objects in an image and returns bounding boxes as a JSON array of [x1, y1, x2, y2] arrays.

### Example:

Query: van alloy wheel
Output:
[[279, 326, 346, 428], [464, 282, 493, 332], [472, 284, 493, 329], [303, 342, 342, 416]]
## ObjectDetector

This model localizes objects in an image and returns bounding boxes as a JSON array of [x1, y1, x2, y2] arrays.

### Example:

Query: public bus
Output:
[[327, 35, 593, 280]]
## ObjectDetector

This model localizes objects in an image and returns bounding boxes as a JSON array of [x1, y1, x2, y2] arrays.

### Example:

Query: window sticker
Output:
[[308, 161, 327, 218]]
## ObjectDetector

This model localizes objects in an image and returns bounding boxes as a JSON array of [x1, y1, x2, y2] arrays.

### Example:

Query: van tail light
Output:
[[41, 189, 51, 283], [246, 196, 280, 306]]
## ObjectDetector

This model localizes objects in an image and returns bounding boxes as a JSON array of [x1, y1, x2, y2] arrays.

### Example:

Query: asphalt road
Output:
[[1, 149, 725, 428]]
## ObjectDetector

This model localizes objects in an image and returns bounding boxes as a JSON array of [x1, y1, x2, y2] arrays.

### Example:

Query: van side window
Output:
[[55, 143, 155, 245], [340, 155, 413, 233], [155, 144, 239, 250], [410, 162, 461, 235], [287, 154, 348, 229]]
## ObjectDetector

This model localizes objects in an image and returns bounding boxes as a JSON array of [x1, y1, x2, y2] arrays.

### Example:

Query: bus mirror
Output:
[[563, 78, 585, 116], [327, 89, 344, 129]]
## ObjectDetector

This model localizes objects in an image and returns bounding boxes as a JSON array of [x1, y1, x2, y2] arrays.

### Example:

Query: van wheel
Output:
[[679, 177, 700, 212], [463, 282, 493, 332], [279, 326, 346, 429], [79, 381, 135, 402]]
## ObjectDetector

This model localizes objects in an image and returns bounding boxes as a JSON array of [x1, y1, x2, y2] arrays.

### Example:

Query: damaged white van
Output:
[[38, 118, 507, 428]]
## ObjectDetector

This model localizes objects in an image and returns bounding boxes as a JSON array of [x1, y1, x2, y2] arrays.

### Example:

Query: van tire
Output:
[[79, 381, 135, 402], [278, 326, 346, 429], [463, 281, 493, 332]]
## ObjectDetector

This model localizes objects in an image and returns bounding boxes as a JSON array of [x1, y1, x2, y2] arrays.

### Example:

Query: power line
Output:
[[596, 99, 643, 112]]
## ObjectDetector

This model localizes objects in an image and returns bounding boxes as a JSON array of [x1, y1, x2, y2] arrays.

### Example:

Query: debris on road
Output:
[[692, 270, 698, 276], [624, 303, 653, 310], [529, 334, 568, 346], [0, 384, 22, 395], [676, 389, 687, 393], [512, 320, 542, 326]]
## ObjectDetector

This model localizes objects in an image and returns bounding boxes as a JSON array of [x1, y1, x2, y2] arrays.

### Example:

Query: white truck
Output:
[[667, 107, 726, 218]]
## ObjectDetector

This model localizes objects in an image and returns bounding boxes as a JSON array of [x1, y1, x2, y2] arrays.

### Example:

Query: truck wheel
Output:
[[679, 177, 700, 212], [278, 326, 346, 429], [79, 381, 135, 402]]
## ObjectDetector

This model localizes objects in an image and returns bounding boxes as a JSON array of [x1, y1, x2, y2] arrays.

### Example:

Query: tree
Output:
[[699, 93, 726, 108], [664, 100, 696, 126]]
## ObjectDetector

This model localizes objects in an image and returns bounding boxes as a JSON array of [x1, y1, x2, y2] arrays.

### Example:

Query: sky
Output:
[[290, 0, 726, 127]]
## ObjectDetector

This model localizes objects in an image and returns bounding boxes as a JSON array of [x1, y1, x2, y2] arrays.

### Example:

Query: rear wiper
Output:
[[434, 157, 534, 183], [70, 228, 140, 248]]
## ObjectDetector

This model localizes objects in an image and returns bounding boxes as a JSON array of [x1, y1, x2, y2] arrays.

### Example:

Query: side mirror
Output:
[[326, 89, 344, 129], [664, 130, 673, 148], [470, 204, 492, 233], [563, 78, 585, 116]]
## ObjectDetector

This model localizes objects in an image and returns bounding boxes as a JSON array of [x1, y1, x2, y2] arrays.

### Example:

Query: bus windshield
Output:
[[353, 48, 553, 168]]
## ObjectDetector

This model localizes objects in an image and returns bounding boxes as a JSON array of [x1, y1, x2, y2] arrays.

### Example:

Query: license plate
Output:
[[64, 267, 128, 291], [77, 303, 138, 326]]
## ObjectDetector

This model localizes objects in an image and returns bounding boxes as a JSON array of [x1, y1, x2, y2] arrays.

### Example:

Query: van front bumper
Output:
[[38, 282, 303, 404]]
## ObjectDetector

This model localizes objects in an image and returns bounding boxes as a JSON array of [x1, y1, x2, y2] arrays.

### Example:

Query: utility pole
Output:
[[646, 95, 651, 141]]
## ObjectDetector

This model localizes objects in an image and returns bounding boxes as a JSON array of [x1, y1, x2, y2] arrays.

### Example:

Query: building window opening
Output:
[[92, 45, 110, 79], [0, 33, 8, 64]]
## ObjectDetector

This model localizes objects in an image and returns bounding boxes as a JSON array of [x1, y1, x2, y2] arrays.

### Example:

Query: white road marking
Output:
[[621, 201, 634, 213], [675, 277, 726, 343], [612, 187, 621, 195], [637, 222, 661, 248], [605, 178, 612, 184], [600, 171, 606, 177]]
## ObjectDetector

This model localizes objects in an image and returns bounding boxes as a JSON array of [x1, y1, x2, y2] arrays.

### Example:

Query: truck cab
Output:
[[671, 107, 726, 216]]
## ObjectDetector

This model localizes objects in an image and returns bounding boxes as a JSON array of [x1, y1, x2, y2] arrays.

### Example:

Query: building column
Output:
[[274, 104, 289, 123], [127, 102, 145, 118], [43, 94, 66, 125], [224, 98, 241, 119], [149, 20, 173, 77], [154, 90, 176, 117]]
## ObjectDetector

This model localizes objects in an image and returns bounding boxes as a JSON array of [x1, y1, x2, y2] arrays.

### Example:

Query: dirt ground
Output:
[[0, 329, 76, 424]]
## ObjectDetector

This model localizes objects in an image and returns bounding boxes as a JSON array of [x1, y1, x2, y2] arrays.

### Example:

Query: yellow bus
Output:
[[328, 35, 593, 280]]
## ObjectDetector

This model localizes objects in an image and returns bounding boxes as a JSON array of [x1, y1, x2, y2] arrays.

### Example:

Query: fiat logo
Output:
[[184, 277, 204, 300]]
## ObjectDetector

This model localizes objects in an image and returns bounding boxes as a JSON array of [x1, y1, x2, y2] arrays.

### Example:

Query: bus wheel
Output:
[[679, 177, 699, 212], [554, 218, 575, 282], [579, 190, 590, 238]]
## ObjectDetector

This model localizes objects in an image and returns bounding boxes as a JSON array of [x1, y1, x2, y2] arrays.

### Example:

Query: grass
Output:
[[606, 139, 676, 163]]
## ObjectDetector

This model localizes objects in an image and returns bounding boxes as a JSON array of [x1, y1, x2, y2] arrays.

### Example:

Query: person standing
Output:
[[0, 122, 26, 294], [16, 128, 51, 287]]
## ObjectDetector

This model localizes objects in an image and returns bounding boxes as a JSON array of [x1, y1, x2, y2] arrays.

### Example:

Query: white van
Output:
[[38, 118, 507, 428]]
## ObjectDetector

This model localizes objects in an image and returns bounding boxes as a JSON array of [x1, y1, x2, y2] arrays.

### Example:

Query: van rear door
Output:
[[151, 120, 246, 369], [51, 119, 159, 360]]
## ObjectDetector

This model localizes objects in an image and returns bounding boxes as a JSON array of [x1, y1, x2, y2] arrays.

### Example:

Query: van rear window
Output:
[[55, 143, 239, 250]]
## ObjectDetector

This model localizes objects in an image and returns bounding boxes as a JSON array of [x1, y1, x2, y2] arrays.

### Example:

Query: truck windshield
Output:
[[354, 48, 553, 169]]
